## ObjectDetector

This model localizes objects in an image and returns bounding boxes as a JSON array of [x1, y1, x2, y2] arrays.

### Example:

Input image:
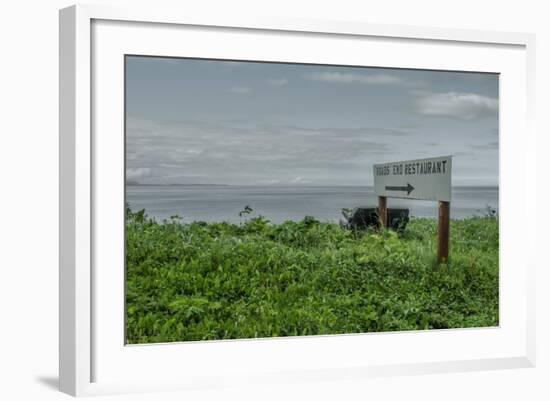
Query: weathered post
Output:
[[437, 201, 450, 263], [378, 196, 387, 228]]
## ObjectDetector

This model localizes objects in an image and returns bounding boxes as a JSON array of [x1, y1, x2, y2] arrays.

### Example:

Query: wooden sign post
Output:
[[378, 195, 387, 228], [373, 155, 452, 263], [437, 201, 450, 263]]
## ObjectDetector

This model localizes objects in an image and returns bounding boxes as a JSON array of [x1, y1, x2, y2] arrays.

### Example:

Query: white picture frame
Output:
[[59, 4, 536, 397]]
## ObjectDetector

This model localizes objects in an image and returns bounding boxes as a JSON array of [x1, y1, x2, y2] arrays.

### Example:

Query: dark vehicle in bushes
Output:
[[340, 207, 409, 231]]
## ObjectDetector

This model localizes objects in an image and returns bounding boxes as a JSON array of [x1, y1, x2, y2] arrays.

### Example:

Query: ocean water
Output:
[[126, 185, 498, 224]]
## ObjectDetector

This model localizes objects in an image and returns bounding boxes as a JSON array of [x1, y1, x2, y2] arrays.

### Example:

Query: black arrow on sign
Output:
[[385, 183, 415, 195]]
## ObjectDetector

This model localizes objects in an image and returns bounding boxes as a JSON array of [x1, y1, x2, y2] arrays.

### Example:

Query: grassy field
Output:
[[125, 206, 499, 344]]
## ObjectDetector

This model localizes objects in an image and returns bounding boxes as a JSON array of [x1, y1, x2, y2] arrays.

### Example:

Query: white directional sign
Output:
[[373, 155, 452, 201]]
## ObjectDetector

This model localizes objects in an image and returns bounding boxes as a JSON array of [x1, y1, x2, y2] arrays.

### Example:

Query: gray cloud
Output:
[[305, 71, 404, 85], [470, 141, 499, 151], [267, 78, 288, 86], [126, 167, 152, 180], [126, 117, 404, 185], [414, 92, 498, 120], [229, 86, 251, 94]]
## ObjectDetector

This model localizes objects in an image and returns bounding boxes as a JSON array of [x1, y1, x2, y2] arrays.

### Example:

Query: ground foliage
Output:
[[125, 206, 499, 343]]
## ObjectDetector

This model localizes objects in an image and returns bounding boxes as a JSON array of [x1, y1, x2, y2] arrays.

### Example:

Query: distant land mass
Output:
[[126, 181, 498, 188], [126, 181, 229, 187]]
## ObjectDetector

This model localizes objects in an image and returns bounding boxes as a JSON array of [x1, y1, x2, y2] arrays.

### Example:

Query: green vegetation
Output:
[[126, 206, 499, 344]]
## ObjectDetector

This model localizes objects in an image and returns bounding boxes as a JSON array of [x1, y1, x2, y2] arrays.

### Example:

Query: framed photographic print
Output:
[[59, 4, 536, 396]]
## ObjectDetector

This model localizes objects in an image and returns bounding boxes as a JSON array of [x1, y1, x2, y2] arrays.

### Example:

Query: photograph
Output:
[[124, 56, 499, 344]]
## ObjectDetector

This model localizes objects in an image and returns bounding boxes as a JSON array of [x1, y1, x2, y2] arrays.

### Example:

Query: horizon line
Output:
[[126, 182, 499, 188]]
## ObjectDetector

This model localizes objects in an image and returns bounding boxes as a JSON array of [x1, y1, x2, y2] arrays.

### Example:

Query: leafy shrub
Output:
[[125, 207, 499, 343]]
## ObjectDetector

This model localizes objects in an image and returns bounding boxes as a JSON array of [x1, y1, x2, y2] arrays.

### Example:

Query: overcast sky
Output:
[[126, 56, 498, 186]]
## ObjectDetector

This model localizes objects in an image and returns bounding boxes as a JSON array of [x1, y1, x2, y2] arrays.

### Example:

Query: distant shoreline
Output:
[[126, 182, 499, 189], [126, 182, 230, 187]]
